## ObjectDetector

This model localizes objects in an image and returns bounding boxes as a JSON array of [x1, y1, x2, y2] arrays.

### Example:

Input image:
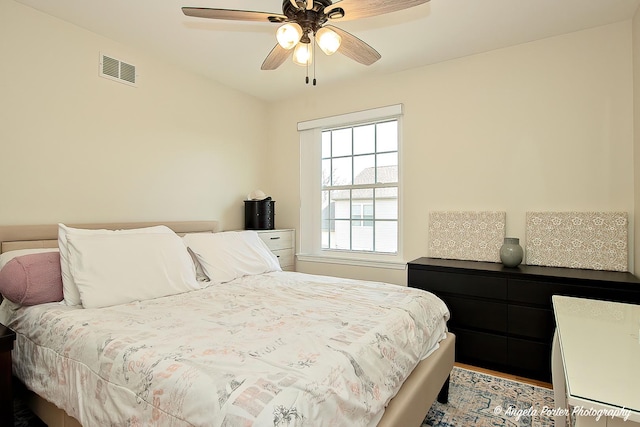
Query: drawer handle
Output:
[[270, 237, 281, 240]]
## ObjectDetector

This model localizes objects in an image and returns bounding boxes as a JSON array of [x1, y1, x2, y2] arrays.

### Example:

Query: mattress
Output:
[[5, 271, 449, 426]]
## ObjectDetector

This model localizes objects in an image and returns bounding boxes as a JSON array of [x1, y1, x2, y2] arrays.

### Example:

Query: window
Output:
[[321, 120, 398, 253], [299, 105, 403, 268], [351, 203, 374, 228]]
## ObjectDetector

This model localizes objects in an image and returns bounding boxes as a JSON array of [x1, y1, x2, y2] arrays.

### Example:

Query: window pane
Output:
[[331, 128, 352, 157], [377, 152, 397, 168], [377, 121, 398, 152], [353, 189, 372, 228], [353, 124, 375, 155], [322, 131, 331, 158], [332, 220, 351, 250], [353, 154, 375, 185], [352, 203, 361, 226], [321, 220, 330, 249], [352, 222, 373, 251], [375, 187, 397, 219], [321, 190, 332, 249], [375, 221, 397, 253], [322, 159, 331, 188], [331, 190, 349, 220], [322, 190, 329, 218], [377, 153, 397, 184], [352, 189, 373, 207], [332, 157, 352, 186], [363, 204, 374, 227]]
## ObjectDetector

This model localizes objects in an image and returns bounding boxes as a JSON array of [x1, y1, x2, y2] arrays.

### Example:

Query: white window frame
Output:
[[298, 104, 404, 269]]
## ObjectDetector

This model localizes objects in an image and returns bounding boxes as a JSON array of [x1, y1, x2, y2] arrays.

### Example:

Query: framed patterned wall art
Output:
[[429, 211, 506, 263], [526, 211, 628, 271]]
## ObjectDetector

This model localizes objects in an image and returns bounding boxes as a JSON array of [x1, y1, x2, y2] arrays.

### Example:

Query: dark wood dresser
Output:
[[0, 323, 16, 426], [407, 257, 640, 381]]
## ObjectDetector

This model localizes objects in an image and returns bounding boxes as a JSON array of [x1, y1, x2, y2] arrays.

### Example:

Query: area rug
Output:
[[423, 366, 555, 427], [14, 366, 555, 426]]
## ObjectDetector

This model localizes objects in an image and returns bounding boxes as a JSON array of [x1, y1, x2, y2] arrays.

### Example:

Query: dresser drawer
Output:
[[257, 230, 294, 251], [509, 279, 599, 308], [453, 328, 508, 366], [409, 269, 507, 300], [507, 305, 555, 342], [442, 295, 507, 333], [507, 338, 551, 381], [509, 278, 640, 307], [509, 279, 568, 307]]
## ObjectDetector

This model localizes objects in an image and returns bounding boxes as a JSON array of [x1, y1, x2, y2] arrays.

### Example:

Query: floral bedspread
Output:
[[7, 272, 449, 427]]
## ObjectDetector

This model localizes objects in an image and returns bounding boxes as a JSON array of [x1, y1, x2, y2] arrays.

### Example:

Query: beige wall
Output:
[[267, 22, 635, 284], [0, 0, 268, 230], [1, 1, 636, 283]]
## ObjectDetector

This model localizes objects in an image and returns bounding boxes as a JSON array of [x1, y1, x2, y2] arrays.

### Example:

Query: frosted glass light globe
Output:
[[293, 42, 313, 66], [316, 27, 341, 55], [276, 23, 303, 50]]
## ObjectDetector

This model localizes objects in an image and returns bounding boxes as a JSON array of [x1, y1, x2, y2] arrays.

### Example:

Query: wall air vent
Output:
[[99, 53, 137, 87]]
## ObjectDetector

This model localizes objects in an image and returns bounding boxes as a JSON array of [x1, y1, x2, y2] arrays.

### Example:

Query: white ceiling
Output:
[[14, 0, 640, 102]]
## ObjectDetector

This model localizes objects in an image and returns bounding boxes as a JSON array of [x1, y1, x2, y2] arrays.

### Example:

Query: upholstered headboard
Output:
[[0, 221, 220, 253]]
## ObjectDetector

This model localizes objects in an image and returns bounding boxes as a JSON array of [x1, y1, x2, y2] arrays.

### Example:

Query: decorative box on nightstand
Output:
[[257, 229, 295, 271]]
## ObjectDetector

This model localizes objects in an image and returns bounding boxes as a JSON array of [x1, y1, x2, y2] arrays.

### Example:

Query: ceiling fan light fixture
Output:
[[292, 42, 313, 66], [276, 23, 303, 50], [183, 0, 414, 75], [316, 27, 341, 55]]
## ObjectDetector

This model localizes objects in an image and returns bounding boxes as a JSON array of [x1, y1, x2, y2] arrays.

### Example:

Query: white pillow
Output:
[[183, 231, 281, 284], [58, 224, 175, 306], [66, 232, 200, 309]]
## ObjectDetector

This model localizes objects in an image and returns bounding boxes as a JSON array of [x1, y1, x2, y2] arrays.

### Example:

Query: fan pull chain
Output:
[[313, 39, 317, 86], [305, 47, 309, 84]]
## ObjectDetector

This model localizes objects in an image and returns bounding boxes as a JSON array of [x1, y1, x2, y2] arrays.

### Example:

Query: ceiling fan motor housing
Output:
[[282, 0, 333, 37]]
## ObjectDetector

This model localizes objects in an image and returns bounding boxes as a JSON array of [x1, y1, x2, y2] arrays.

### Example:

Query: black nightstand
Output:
[[0, 323, 16, 427]]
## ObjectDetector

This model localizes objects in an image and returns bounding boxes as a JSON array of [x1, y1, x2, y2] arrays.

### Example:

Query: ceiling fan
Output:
[[182, 0, 430, 85]]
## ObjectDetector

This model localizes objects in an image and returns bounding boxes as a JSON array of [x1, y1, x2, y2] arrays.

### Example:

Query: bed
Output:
[[0, 221, 455, 427]]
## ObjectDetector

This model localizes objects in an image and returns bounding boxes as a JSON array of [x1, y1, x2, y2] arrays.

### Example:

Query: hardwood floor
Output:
[[456, 362, 553, 390]]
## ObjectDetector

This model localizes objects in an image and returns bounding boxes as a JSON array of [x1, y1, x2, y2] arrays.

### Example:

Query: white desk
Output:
[[552, 295, 640, 427]]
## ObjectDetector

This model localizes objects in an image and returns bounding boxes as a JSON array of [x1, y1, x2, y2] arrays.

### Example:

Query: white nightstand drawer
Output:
[[257, 230, 294, 251], [256, 229, 295, 271], [272, 248, 294, 270]]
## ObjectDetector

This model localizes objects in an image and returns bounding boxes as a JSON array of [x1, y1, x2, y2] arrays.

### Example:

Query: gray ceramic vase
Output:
[[500, 237, 523, 268]]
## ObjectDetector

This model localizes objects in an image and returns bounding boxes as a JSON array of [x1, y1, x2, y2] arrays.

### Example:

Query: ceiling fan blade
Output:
[[325, 0, 429, 21], [325, 25, 381, 66], [182, 7, 286, 23], [261, 44, 292, 70]]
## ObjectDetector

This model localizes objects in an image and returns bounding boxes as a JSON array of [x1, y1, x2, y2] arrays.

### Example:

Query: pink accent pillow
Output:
[[0, 252, 63, 305]]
